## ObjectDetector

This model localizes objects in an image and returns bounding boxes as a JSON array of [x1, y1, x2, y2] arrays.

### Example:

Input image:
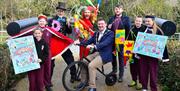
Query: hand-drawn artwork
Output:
[[7, 35, 40, 74], [124, 41, 134, 57], [133, 32, 168, 59], [115, 29, 125, 44]]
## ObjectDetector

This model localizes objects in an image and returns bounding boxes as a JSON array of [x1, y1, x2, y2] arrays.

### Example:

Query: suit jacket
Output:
[[81, 29, 114, 63]]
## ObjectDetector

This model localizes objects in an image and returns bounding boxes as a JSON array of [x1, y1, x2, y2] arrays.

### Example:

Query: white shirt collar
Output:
[[99, 28, 106, 34]]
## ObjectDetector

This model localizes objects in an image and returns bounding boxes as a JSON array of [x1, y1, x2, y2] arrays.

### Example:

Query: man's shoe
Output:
[[88, 88, 96, 91], [45, 86, 52, 91], [118, 77, 123, 82], [128, 81, 136, 87]]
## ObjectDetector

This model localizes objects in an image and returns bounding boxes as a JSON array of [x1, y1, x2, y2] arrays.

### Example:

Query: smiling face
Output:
[[135, 17, 143, 28], [83, 9, 91, 19], [33, 29, 43, 41], [38, 18, 47, 27], [98, 20, 107, 32], [145, 18, 154, 27], [56, 9, 65, 17]]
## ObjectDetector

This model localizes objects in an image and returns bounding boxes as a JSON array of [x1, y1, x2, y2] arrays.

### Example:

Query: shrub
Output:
[[158, 40, 180, 91], [0, 43, 26, 91]]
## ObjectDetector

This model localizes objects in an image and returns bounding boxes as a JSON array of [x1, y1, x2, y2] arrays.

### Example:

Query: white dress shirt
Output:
[[98, 28, 106, 41]]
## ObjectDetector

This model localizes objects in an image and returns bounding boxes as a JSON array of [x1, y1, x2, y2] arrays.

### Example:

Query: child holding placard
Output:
[[28, 27, 49, 91]]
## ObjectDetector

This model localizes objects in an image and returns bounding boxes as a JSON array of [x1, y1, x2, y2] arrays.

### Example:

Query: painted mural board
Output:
[[7, 35, 40, 74], [133, 32, 168, 59]]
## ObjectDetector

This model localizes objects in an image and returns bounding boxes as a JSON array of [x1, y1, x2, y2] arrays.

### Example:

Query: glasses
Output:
[[57, 10, 64, 12]]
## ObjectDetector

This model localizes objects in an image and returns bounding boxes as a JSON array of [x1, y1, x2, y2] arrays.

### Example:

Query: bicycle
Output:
[[62, 44, 117, 91]]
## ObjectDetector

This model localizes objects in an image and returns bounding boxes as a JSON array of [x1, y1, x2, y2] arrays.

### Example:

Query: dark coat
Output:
[[127, 24, 147, 41], [108, 15, 131, 39], [48, 15, 72, 35], [34, 38, 49, 65]]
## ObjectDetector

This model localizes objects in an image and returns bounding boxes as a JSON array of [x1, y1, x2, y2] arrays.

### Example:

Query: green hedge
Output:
[[158, 40, 180, 91], [0, 43, 26, 91]]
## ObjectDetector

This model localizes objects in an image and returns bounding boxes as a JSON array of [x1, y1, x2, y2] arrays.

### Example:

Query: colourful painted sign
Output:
[[115, 29, 125, 44], [133, 32, 168, 59], [124, 40, 134, 57], [7, 35, 40, 74]]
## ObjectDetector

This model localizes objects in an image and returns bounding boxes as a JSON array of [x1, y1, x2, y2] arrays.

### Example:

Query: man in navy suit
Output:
[[75, 17, 114, 91]]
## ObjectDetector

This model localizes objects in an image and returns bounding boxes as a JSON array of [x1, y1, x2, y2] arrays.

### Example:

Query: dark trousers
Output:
[[44, 53, 52, 87], [130, 55, 141, 83], [139, 56, 158, 91], [51, 49, 76, 78], [28, 65, 44, 91], [112, 44, 124, 78]]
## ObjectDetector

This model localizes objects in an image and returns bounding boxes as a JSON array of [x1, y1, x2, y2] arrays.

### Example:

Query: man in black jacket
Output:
[[107, 4, 131, 82], [48, 2, 78, 83]]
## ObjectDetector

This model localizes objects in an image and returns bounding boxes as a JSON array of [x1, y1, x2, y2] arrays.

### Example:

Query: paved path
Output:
[[13, 45, 161, 91]]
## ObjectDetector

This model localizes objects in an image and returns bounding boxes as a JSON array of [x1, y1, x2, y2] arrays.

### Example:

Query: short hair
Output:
[[115, 4, 123, 9], [33, 27, 44, 32], [97, 17, 106, 22], [136, 15, 143, 18], [145, 15, 155, 20]]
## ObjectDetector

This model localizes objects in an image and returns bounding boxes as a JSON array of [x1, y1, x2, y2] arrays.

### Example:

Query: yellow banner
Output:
[[124, 40, 134, 57], [115, 29, 125, 44]]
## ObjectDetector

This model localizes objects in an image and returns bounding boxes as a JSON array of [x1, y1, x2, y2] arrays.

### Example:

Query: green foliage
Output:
[[158, 40, 180, 91], [0, 43, 26, 90]]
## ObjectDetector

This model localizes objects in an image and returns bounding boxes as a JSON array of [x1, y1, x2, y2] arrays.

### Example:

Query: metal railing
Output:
[[169, 33, 180, 41]]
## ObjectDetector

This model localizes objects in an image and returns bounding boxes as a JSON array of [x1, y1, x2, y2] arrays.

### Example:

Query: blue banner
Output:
[[7, 35, 40, 74], [133, 32, 168, 59]]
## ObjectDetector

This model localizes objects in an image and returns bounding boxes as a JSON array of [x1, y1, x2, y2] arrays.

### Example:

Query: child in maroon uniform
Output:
[[28, 27, 49, 91], [139, 15, 169, 91], [128, 16, 146, 90]]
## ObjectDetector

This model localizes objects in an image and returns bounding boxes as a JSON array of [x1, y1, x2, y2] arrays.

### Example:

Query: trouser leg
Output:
[[149, 58, 158, 91], [118, 44, 124, 78], [28, 71, 36, 91], [139, 56, 149, 90], [87, 52, 103, 88], [62, 49, 76, 76], [36, 65, 45, 91]]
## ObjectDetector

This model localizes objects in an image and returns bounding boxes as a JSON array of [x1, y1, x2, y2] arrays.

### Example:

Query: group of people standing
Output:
[[27, 2, 169, 91]]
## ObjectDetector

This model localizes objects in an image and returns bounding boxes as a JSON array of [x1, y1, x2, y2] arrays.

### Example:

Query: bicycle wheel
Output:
[[62, 61, 89, 91]]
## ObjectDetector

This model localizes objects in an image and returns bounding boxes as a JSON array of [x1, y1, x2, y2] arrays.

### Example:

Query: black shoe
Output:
[[88, 88, 96, 91], [45, 86, 52, 91]]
